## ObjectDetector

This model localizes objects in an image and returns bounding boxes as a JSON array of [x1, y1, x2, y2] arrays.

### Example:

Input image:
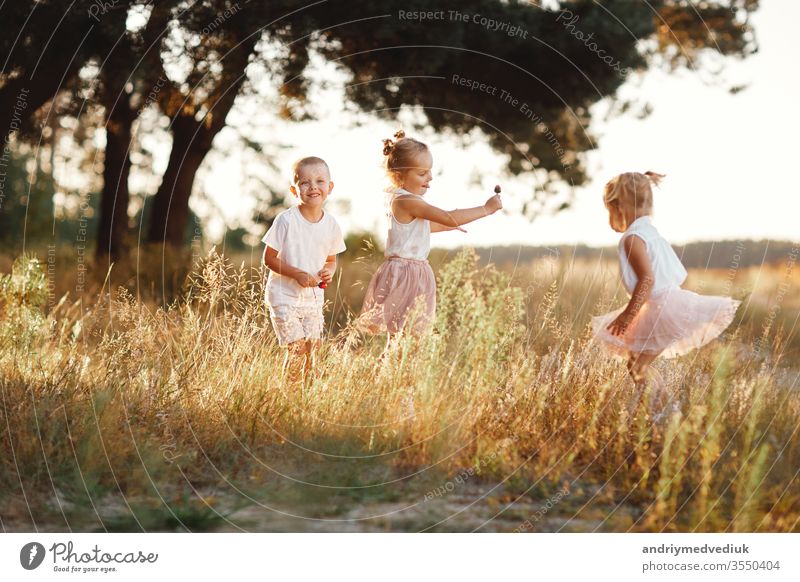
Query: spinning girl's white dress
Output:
[[592, 216, 740, 358]]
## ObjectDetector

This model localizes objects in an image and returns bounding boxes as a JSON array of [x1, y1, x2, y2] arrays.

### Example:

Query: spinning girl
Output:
[[592, 171, 740, 385]]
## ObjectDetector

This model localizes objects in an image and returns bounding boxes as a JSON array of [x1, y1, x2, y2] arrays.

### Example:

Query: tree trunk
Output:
[[146, 36, 255, 247], [146, 115, 212, 247], [95, 99, 136, 261], [94, 2, 178, 259]]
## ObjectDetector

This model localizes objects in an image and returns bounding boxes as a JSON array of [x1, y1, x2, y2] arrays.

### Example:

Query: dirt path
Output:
[[2, 481, 639, 533]]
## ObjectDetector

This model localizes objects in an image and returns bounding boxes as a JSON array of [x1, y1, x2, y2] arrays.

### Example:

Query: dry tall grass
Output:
[[1, 248, 798, 532]]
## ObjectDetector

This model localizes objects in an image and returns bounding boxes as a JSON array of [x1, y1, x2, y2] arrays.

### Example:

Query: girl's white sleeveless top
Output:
[[619, 215, 687, 295], [384, 188, 431, 260]]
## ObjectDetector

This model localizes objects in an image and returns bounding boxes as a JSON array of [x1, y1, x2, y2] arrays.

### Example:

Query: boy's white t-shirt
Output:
[[262, 206, 347, 307]]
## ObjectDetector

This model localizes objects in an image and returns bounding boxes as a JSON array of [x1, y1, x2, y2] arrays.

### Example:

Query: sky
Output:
[[195, 1, 799, 249]]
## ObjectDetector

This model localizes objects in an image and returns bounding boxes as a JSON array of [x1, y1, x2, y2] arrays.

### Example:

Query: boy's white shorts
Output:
[[268, 304, 324, 346]]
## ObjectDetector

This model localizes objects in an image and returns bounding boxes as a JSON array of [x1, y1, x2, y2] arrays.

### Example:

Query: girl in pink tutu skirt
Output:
[[360, 130, 503, 337], [592, 171, 740, 387]]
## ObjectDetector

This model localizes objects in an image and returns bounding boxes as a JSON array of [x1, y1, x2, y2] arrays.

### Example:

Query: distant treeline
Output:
[[468, 240, 799, 270]]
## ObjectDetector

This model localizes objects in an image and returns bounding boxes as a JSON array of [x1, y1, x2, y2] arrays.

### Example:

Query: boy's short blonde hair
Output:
[[292, 156, 330, 184], [603, 171, 665, 231]]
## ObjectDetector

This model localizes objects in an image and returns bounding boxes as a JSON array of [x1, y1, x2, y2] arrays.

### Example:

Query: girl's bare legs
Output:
[[380, 331, 404, 363], [627, 350, 664, 412], [381, 331, 417, 421], [628, 351, 661, 386]]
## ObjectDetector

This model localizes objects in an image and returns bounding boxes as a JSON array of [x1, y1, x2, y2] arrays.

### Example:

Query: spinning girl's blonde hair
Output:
[[382, 130, 429, 187], [603, 171, 665, 231]]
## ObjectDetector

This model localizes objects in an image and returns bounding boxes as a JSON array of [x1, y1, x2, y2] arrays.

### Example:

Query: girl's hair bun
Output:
[[644, 171, 666, 186], [603, 171, 662, 230], [382, 130, 407, 156], [382, 130, 430, 186]]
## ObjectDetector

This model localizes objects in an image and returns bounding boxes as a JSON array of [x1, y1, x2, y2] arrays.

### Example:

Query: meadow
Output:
[[0, 242, 798, 532]]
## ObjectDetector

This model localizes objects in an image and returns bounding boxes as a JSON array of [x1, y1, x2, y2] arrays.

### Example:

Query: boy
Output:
[[262, 156, 346, 380]]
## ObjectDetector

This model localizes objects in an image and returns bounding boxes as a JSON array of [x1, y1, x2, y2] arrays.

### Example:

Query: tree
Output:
[[311, 0, 758, 210], [93, 1, 180, 260], [2, 0, 759, 252], [0, 149, 57, 249], [144, 0, 317, 247], [0, 1, 130, 145], [145, 1, 262, 247], [146, 0, 759, 243], [0, 0, 143, 260]]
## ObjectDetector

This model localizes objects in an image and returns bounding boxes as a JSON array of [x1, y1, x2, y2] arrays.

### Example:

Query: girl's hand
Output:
[[318, 265, 334, 282], [484, 194, 503, 215], [294, 271, 321, 288], [607, 311, 633, 337]]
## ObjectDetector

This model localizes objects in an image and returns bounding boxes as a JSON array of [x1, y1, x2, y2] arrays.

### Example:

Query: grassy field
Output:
[[1, 244, 798, 532]]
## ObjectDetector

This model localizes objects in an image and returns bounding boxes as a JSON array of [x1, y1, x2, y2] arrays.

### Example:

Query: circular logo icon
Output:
[[20, 542, 46, 570]]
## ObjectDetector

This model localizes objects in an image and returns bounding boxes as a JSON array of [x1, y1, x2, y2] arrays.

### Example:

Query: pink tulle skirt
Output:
[[360, 257, 436, 335], [591, 287, 740, 359]]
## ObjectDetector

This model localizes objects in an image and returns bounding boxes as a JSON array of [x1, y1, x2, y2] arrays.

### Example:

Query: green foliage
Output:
[[436, 248, 525, 368], [342, 230, 384, 261], [0, 255, 50, 352], [0, 151, 60, 250]]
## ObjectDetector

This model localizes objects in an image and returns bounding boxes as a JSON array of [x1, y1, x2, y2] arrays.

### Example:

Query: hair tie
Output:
[[393, 129, 405, 140], [382, 138, 395, 156]]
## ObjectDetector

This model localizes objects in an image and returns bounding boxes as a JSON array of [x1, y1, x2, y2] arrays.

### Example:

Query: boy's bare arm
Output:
[[263, 246, 320, 287], [318, 255, 336, 282]]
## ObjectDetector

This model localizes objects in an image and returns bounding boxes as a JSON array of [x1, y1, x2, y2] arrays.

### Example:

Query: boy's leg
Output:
[[283, 340, 309, 382], [270, 304, 308, 383], [305, 339, 322, 378], [298, 304, 325, 379]]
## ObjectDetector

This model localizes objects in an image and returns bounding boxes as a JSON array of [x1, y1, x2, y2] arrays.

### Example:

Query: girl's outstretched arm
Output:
[[430, 223, 467, 233], [607, 235, 654, 336], [395, 193, 502, 228]]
